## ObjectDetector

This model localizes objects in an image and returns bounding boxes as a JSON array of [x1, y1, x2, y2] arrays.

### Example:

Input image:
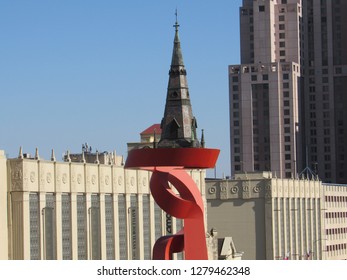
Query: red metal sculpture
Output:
[[125, 148, 219, 260]]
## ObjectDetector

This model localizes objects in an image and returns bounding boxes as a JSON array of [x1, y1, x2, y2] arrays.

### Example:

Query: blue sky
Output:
[[0, 0, 242, 178]]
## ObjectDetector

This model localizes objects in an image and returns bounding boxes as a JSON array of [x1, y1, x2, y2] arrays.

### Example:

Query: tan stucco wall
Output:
[[207, 197, 266, 260], [0, 150, 9, 259]]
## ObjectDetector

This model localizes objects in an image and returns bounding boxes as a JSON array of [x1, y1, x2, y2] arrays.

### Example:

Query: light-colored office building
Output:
[[230, 0, 347, 183], [206, 172, 347, 260], [0, 147, 208, 260], [229, 0, 303, 178]]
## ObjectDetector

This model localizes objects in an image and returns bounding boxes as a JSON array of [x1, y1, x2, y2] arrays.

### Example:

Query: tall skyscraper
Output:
[[229, 0, 303, 179], [301, 0, 347, 183], [229, 0, 347, 183]]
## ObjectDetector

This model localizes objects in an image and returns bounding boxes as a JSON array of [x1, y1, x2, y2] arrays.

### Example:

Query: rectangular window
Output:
[[142, 194, 151, 260], [45, 193, 56, 260], [154, 203, 163, 241], [77, 194, 87, 260], [62, 194, 72, 260], [118, 194, 128, 260], [30, 193, 40, 260], [259, 5, 265, 12], [105, 194, 115, 260], [232, 76, 238, 82], [90, 194, 101, 260], [130, 195, 138, 260]]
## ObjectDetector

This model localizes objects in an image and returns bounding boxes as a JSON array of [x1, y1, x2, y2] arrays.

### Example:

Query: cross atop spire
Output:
[[174, 9, 179, 31]]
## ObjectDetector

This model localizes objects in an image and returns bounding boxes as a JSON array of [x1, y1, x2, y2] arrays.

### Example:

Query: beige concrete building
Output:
[[206, 172, 347, 260], [0, 151, 9, 260], [0, 148, 208, 260], [301, 0, 347, 183], [230, 0, 347, 183], [229, 0, 303, 178]]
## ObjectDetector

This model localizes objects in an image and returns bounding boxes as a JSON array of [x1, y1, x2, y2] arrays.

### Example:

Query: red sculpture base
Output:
[[125, 148, 219, 260]]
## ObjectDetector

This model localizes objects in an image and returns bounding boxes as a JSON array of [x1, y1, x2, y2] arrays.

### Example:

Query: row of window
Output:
[[326, 243, 347, 252], [325, 196, 347, 203], [326, 228, 347, 235], [325, 212, 347, 219], [308, 77, 330, 84], [308, 85, 330, 93]]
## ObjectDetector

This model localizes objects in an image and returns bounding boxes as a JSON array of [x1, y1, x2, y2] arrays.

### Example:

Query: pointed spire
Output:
[[18, 146, 23, 159], [201, 129, 205, 148], [51, 149, 56, 161], [158, 11, 200, 148], [34, 148, 40, 160], [171, 9, 184, 66]]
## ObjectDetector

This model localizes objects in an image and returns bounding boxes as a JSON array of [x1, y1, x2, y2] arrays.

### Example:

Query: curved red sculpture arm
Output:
[[124, 148, 219, 260], [152, 230, 184, 260], [150, 167, 207, 259], [150, 168, 201, 219]]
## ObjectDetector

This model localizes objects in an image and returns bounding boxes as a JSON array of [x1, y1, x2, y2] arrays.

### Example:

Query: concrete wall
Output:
[[0, 151, 9, 259], [207, 197, 266, 260]]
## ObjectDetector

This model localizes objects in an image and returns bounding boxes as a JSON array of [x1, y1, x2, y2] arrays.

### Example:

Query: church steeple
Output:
[[158, 12, 200, 148]]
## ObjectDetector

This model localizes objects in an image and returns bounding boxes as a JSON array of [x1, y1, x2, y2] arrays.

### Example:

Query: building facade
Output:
[[0, 148, 207, 260], [206, 172, 347, 260], [229, 0, 347, 183], [229, 0, 303, 178], [301, 0, 347, 183]]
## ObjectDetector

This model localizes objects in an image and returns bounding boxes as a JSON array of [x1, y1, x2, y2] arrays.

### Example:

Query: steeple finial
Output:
[[174, 9, 179, 31]]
